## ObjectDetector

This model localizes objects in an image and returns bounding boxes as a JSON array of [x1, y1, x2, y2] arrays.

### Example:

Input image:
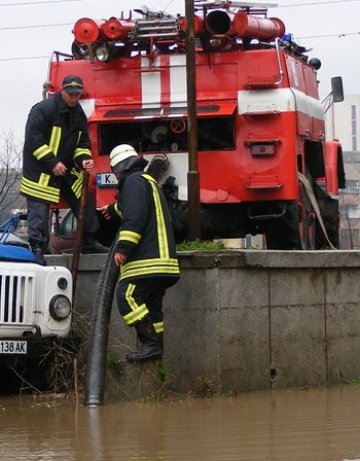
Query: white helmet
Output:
[[109, 144, 138, 168]]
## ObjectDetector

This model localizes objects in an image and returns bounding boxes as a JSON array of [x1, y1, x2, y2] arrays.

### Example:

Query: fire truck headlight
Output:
[[50, 295, 72, 321], [95, 45, 110, 62]]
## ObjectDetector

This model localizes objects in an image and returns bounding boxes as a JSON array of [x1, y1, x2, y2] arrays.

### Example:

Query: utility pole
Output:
[[185, 0, 201, 241]]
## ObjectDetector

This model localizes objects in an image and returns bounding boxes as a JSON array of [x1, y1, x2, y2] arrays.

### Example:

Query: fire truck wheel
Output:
[[315, 197, 339, 249], [297, 172, 317, 250], [167, 200, 188, 242], [265, 202, 302, 250]]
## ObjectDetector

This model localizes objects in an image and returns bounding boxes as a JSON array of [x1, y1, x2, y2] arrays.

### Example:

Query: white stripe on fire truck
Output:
[[169, 55, 187, 105], [140, 55, 187, 109], [80, 98, 95, 119], [141, 56, 162, 106], [238, 88, 324, 121]]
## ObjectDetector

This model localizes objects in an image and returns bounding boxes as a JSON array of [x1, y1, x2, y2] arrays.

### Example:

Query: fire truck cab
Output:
[[46, 1, 345, 250]]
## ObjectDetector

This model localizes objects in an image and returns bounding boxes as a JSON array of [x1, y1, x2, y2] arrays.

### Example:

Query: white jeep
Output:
[[0, 216, 73, 359]]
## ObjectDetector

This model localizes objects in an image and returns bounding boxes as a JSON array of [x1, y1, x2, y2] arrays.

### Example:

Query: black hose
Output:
[[84, 237, 118, 406]]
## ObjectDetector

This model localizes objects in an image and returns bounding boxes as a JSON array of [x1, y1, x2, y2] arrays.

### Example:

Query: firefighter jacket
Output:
[[20, 92, 92, 204], [112, 169, 180, 282]]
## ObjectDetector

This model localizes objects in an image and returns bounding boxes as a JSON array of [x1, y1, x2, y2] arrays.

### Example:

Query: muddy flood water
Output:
[[1, 385, 360, 461]]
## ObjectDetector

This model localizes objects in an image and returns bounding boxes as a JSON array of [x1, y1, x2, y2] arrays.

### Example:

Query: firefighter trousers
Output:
[[27, 177, 99, 246], [116, 276, 179, 334]]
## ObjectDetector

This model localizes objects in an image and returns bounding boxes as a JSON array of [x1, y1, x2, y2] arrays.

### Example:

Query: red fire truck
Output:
[[46, 1, 345, 250]]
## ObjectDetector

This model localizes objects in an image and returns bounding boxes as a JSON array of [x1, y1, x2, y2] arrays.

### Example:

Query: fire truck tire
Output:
[[168, 200, 189, 242], [265, 202, 302, 250], [167, 199, 245, 242], [315, 198, 339, 249]]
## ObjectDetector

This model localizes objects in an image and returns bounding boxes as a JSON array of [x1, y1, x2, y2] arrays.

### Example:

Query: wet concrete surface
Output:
[[1, 385, 360, 461]]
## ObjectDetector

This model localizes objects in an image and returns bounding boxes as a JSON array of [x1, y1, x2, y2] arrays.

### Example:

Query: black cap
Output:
[[62, 75, 84, 94]]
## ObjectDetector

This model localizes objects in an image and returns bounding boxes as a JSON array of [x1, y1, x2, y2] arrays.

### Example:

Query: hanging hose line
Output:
[[298, 172, 336, 249], [84, 236, 118, 406]]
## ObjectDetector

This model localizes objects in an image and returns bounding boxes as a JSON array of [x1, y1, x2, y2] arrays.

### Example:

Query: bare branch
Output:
[[0, 130, 23, 218]]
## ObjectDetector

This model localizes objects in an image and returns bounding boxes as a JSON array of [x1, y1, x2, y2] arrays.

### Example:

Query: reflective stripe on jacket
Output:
[[115, 172, 180, 281], [20, 92, 92, 204]]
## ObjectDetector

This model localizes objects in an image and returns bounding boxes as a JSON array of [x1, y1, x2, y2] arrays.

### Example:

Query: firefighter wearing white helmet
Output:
[[99, 144, 180, 363], [109, 144, 138, 171]]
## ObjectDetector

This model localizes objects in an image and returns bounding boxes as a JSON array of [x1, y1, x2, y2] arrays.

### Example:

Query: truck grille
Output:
[[0, 274, 35, 325]]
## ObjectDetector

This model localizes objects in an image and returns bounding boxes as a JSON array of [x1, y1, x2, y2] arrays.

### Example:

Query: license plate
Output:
[[96, 173, 117, 188], [0, 340, 27, 354]]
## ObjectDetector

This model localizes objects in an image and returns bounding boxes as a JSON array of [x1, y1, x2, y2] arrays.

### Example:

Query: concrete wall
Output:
[[46, 250, 360, 400]]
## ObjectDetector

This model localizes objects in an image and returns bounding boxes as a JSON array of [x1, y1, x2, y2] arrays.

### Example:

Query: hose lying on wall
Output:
[[84, 237, 118, 406]]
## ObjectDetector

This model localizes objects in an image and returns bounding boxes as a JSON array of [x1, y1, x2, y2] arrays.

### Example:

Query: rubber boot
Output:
[[30, 241, 47, 266], [126, 316, 162, 362], [82, 234, 109, 254]]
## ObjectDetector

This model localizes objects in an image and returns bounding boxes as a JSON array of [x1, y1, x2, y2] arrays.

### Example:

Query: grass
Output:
[[195, 375, 218, 397], [345, 378, 360, 388], [176, 240, 226, 251], [106, 354, 124, 376]]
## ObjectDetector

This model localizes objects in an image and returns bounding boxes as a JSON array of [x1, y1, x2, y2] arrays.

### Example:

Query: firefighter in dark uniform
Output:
[[21, 75, 108, 265], [99, 144, 180, 362]]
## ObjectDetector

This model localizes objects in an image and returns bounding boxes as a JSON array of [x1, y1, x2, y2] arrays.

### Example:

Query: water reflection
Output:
[[1, 386, 360, 461]]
